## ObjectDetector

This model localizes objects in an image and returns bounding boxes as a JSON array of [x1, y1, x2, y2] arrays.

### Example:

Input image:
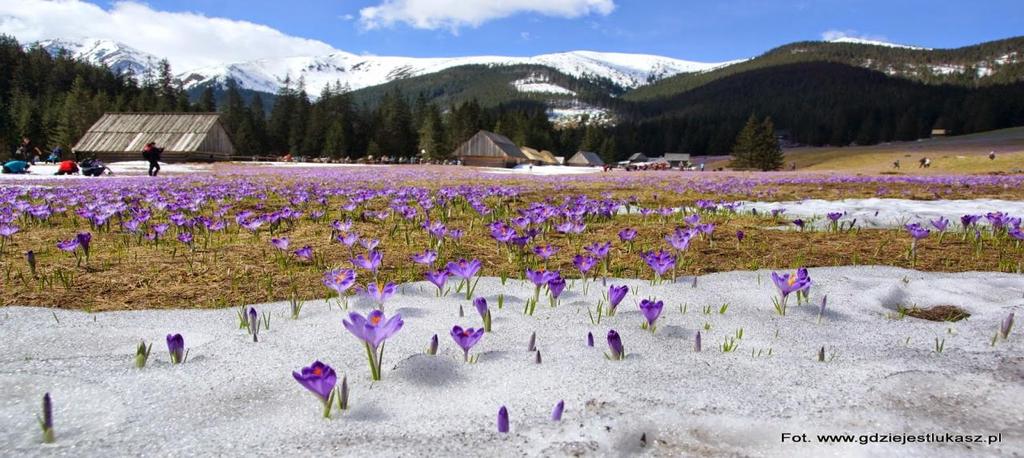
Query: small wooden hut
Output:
[[453, 130, 528, 167], [567, 151, 604, 167], [74, 112, 235, 162]]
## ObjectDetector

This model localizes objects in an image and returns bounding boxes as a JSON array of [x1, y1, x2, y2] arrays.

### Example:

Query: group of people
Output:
[[4, 137, 164, 177]]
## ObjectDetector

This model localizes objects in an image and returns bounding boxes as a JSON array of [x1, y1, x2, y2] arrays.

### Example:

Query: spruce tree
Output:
[[751, 116, 784, 171], [730, 114, 760, 169], [199, 86, 217, 112]]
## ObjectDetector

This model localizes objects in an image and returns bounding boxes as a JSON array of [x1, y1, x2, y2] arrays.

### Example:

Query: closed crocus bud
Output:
[[1001, 313, 1014, 339], [551, 400, 564, 421], [818, 346, 826, 362], [459, 305, 464, 318], [527, 331, 536, 352], [427, 334, 438, 355], [248, 307, 259, 342], [497, 406, 509, 433], [607, 330, 624, 360], [40, 392, 54, 443], [694, 331, 701, 352], [535, 351, 542, 364], [338, 376, 349, 411], [587, 331, 594, 347]]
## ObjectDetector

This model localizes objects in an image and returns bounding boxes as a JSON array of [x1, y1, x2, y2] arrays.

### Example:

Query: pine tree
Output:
[[57, 76, 93, 148], [730, 114, 760, 169], [751, 116, 784, 171], [323, 117, 349, 159], [417, 104, 446, 159], [199, 86, 217, 112]]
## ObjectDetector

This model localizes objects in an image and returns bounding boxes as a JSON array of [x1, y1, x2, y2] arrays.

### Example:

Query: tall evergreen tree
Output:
[[199, 86, 217, 112]]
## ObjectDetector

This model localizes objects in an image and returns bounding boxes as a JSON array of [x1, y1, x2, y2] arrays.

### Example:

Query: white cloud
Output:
[[821, 29, 889, 42], [0, 0, 339, 71], [359, 0, 615, 32]]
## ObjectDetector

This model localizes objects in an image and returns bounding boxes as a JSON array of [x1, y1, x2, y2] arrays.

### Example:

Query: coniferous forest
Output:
[[3, 34, 1024, 163]]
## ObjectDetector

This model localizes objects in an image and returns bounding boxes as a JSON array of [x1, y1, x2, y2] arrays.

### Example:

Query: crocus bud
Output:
[[607, 330, 624, 360], [338, 376, 349, 411], [134, 340, 152, 369], [497, 406, 509, 433], [587, 331, 594, 347], [427, 334, 438, 355], [818, 346, 825, 362], [551, 400, 564, 421], [166, 333, 185, 364], [535, 351, 542, 364], [1001, 312, 1015, 339], [818, 296, 827, 321], [527, 331, 536, 352], [248, 307, 259, 342], [694, 331, 701, 352], [40, 392, 54, 443], [26, 250, 36, 277], [459, 305, 464, 317]]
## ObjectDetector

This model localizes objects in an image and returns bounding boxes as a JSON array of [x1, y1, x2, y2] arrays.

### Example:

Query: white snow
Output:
[[827, 37, 929, 50], [1, 267, 1021, 455], [34, 38, 161, 79], [546, 105, 614, 126], [511, 77, 576, 96], [739, 198, 1024, 229], [0, 161, 212, 181], [483, 165, 603, 175]]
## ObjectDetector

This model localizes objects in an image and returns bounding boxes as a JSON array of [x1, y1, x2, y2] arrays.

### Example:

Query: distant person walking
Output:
[[918, 157, 927, 168], [989, 151, 996, 161], [142, 142, 163, 176], [924, 158, 931, 168], [893, 159, 900, 169], [13, 137, 42, 162]]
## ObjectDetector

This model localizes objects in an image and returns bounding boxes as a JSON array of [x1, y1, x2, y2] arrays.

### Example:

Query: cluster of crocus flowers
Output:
[[166, 333, 187, 364], [770, 268, 811, 316], [451, 325, 485, 362], [343, 310, 403, 380], [292, 360, 347, 418], [639, 299, 664, 331]]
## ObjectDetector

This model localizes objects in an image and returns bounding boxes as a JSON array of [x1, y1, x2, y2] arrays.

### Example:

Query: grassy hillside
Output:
[[625, 36, 1024, 102]]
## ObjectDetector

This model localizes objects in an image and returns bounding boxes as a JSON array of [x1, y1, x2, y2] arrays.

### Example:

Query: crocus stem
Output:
[[364, 342, 380, 381]]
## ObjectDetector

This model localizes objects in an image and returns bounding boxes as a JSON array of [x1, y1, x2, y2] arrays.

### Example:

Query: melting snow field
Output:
[[0, 161, 212, 180], [1, 267, 1021, 456], [484, 165, 604, 176], [739, 198, 1024, 229]]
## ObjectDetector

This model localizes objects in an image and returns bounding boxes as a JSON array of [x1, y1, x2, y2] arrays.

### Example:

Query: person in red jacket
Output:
[[54, 160, 79, 175]]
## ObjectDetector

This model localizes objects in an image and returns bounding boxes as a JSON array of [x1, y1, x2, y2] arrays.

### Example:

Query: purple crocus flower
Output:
[[0, 224, 19, 238], [905, 223, 930, 240], [322, 269, 356, 294], [608, 285, 628, 312], [360, 238, 380, 251], [826, 212, 843, 222], [639, 299, 664, 330], [473, 297, 489, 319], [270, 237, 290, 251], [642, 250, 676, 278], [76, 232, 91, 256], [771, 270, 811, 301], [618, 228, 637, 242], [607, 330, 624, 360], [931, 216, 949, 232], [177, 232, 194, 245], [293, 245, 314, 262], [337, 232, 359, 247], [533, 244, 559, 260], [342, 310, 404, 380], [573, 255, 597, 275], [411, 249, 437, 266], [526, 268, 556, 286], [362, 282, 397, 306], [584, 242, 611, 259], [451, 325, 485, 362], [424, 269, 449, 293], [352, 251, 383, 272], [960, 214, 981, 229], [587, 331, 594, 347], [736, 230, 745, 242], [293, 360, 337, 418], [793, 219, 806, 230], [56, 238, 80, 252], [551, 400, 564, 421], [166, 333, 185, 364], [548, 276, 566, 299], [497, 406, 509, 433], [446, 258, 482, 280]]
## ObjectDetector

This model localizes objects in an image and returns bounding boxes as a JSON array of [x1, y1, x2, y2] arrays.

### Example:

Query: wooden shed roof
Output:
[[567, 151, 604, 166], [74, 112, 232, 153]]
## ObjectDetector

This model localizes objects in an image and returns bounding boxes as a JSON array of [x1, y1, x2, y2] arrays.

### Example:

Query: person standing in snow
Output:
[[142, 142, 163, 176]]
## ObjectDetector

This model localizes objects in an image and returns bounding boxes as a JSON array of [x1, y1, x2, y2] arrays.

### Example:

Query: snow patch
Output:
[[739, 198, 1024, 229]]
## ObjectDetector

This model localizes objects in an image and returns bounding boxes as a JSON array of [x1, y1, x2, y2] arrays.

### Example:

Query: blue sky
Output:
[[101, 0, 1022, 60], [2, 0, 1021, 70]]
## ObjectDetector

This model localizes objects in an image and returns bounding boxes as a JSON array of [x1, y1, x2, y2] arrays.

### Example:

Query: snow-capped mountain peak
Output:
[[34, 38, 162, 77]]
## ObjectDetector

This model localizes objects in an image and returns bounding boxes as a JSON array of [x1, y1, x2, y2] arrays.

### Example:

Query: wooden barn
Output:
[[567, 151, 604, 167], [520, 146, 559, 165], [453, 130, 528, 167], [74, 113, 235, 162]]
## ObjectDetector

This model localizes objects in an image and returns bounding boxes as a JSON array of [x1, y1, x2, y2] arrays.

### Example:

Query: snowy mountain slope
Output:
[[827, 36, 930, 50], [177, 49, 734, 95], [33, 38, 162, 78]]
